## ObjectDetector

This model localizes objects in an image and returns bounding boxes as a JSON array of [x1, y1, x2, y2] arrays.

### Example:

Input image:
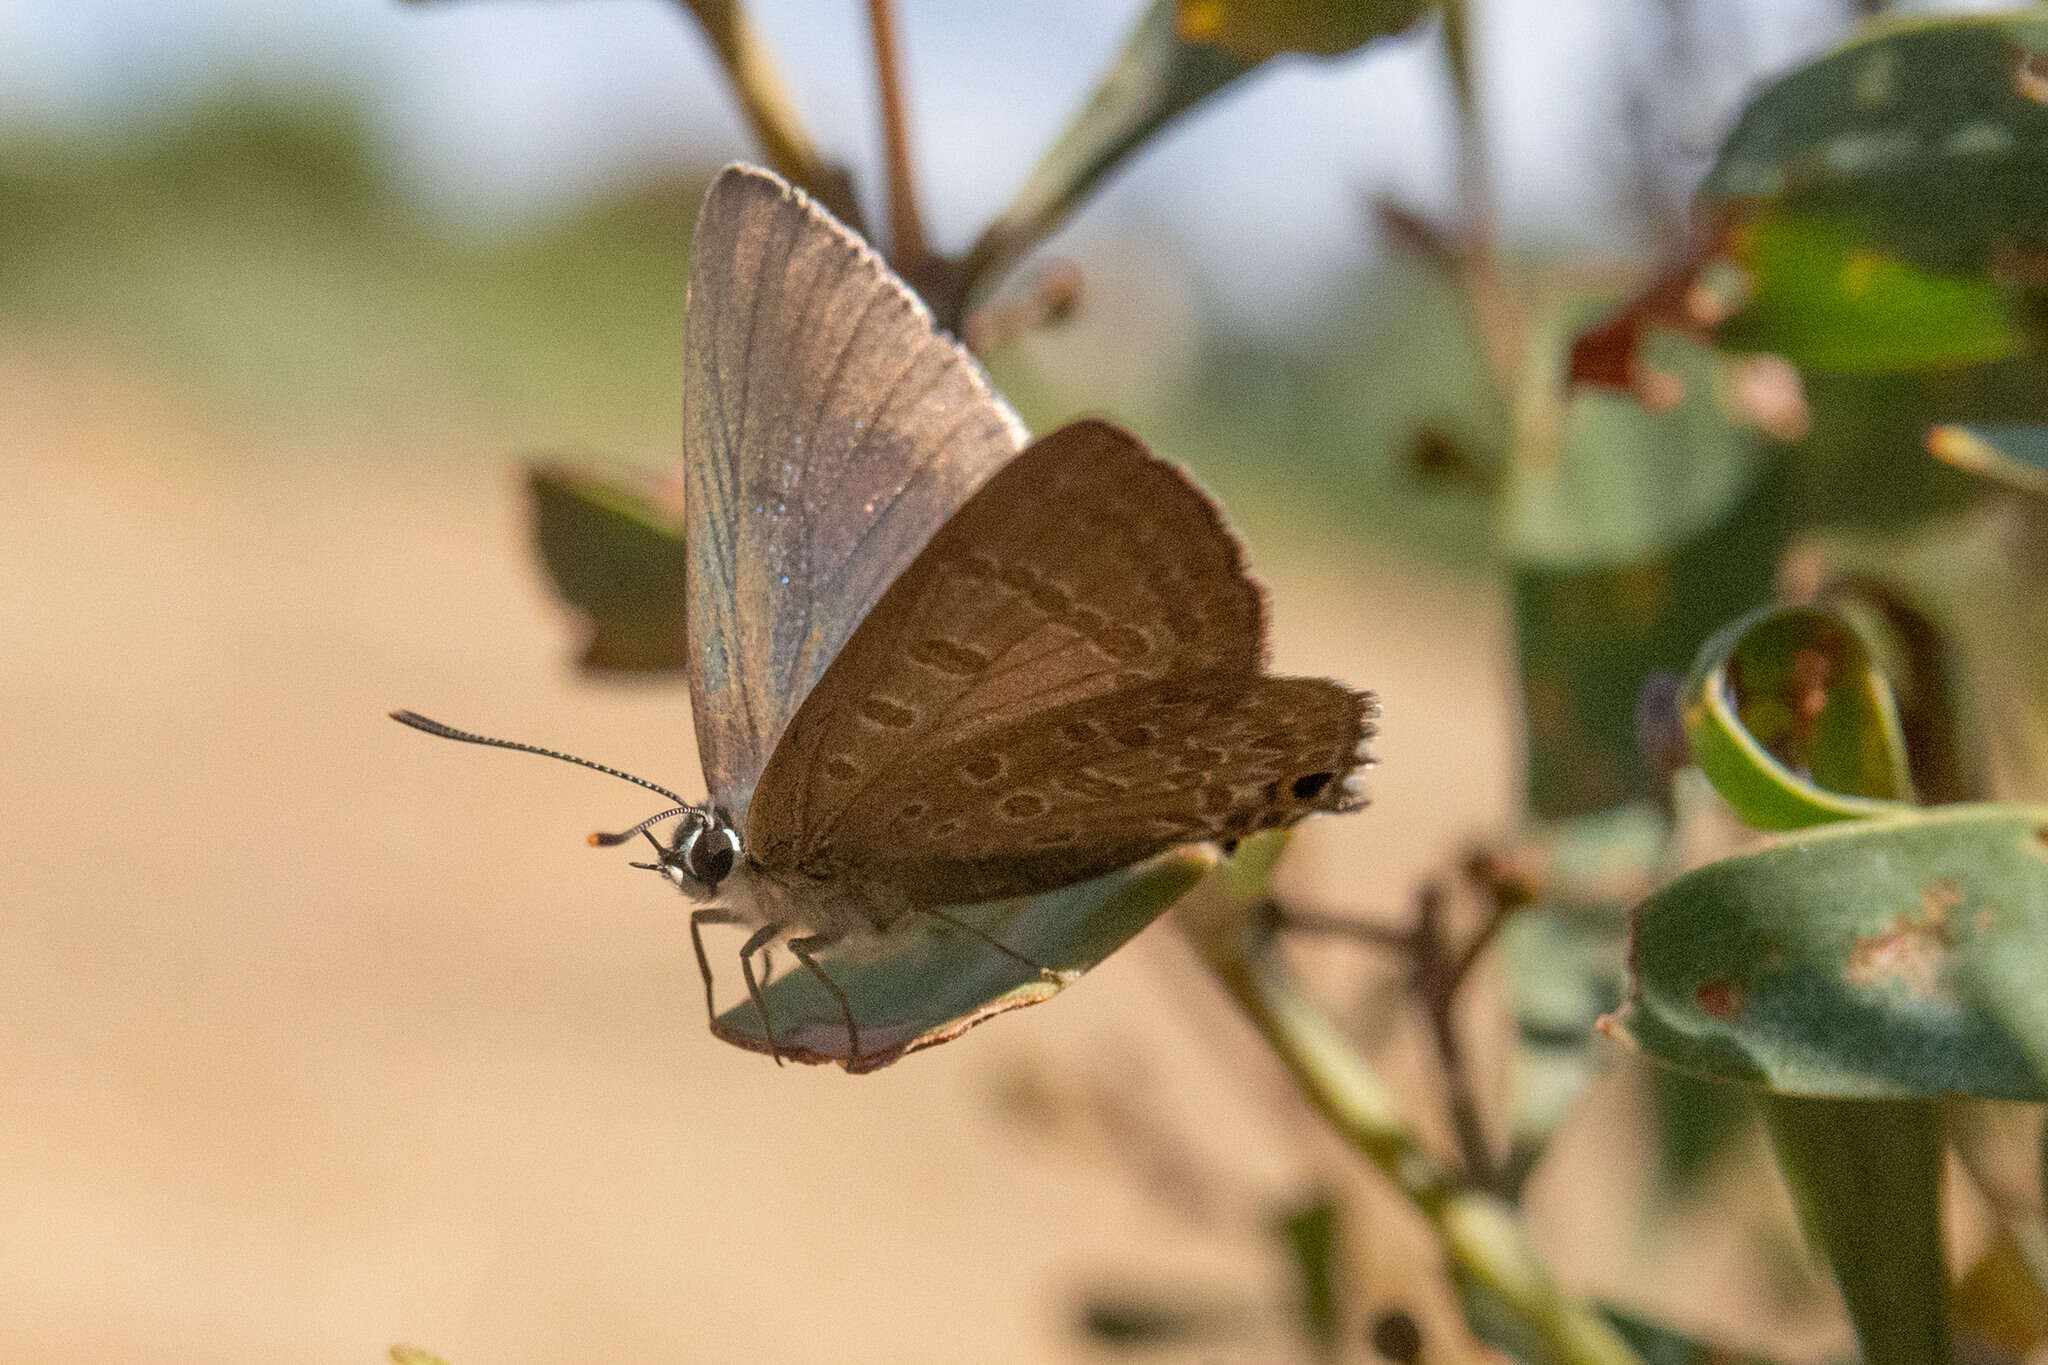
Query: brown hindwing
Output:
[[745, 420, 1372, 909]]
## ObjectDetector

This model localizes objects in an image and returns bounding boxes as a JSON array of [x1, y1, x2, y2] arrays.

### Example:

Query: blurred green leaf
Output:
[[1175, 0, 1427, 61], [714, 847, 1213, 1071], [961, 0, 1424, 306], [1496, 806, 1661, 1171], [1930, 423, 2048, 501], [527, 463, 689, 673], [1714, 215, 2020, 373], [1512, 467, 1786, 819], [1600, 1305, 1787, 1364], [1955, 1230, 2048, 1359], [1274, 1194, 1343, 1358], [1501, 905, 1625, 1165], [1642, 1066, 1754, 1210], [1077, 1289, 1247, 1347], [1700, 16, 2048, 375], [1615, 803, 2048, 1100], [1504, 314, 1762, 568], [1507, 296, 1780, 818], [390, 1349, 452, 1365], [1762, 1095, 1950, 1365], [1681, 604, 1915, 830]]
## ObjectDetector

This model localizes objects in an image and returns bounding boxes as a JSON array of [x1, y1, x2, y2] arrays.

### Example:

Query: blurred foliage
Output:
[[0, 92, 694, 453], [1274, 1194, 1344, 1358], [0, 91, 1492, 565], [526, 464, 690, 672]]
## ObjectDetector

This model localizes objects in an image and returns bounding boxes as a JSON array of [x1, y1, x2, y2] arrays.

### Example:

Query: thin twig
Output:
[[1411, 887, 1501, 1191], [1437, 0, 1522, 405], [1269, 906, 1412, 949], [674, 0, 865, 233], [1177, 892, 1645, 1365], [865, 0, 928, 276], [1269, 860, 1532, 1193]]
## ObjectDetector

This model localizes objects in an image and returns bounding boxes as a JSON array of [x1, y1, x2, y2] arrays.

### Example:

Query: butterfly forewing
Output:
[[745, 420, 1371, 907], [684, 165, 1025, 816]]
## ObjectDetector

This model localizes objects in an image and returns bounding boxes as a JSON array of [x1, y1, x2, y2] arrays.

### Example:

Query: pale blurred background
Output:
[[0, 2, 1969, 1361]]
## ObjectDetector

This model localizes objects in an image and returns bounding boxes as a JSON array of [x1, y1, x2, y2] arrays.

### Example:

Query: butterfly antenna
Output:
[[390, 710, 695, 808], [589, 807, 693, 848]]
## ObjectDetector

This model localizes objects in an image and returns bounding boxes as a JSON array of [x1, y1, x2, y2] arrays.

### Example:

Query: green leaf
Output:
[[390, 1349, 453, 1365], [526, 462, 689, 673], [1274, 1195, 1343, 1358], [961, 0, 1424, 302], [1761, 1095, 1950, 1365], [1929, 423, 2048, 501], [1600, 1305, 1788, 1365], [1681, 604, 1916, 830], [1497, 806, 1661, 1169], [1175, 0, 1428, 61], [1075, 1288, 1249, 1346], [1507, 293, 1781, 818], [712, 846, 1214, 1071], [1504, 307, 1763, 568], [1613, 803, 2048, 1100], [1954, 1229, 2048, 1359], [1698, 15, 2048, 375], [1712, 215, 2020, 373]]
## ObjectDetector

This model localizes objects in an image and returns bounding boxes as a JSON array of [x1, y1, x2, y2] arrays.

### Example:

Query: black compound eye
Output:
[[686, 829, 736, 885]]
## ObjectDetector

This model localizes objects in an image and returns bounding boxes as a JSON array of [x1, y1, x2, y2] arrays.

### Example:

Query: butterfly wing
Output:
[[745, 419, 1372, 906], [684, 164, 1026, 816]]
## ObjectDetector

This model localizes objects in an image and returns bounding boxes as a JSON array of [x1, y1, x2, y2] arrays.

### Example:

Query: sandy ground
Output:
[[1, 328, 1766, 1364]]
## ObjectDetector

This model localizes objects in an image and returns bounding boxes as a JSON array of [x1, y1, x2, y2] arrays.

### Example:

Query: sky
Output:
[[0, 0, 1993, 327]]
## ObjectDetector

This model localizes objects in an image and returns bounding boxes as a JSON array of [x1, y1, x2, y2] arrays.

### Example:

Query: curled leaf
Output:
[[1681, 604, 1914, 829]]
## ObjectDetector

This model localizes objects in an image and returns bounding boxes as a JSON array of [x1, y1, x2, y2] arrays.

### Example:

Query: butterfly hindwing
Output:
[[684, 165, 1025, 817], [808, 674, 1368, 906], [745, 420, 1370, 906]]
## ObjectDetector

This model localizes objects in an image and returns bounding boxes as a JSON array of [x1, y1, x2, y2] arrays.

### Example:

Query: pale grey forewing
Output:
[[684, 164, 1026, 820], [745, 419, 1371, 913]]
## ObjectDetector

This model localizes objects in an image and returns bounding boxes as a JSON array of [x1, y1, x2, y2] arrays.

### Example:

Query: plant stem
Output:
[[1413, 889, 1502, 1192], [865, 0, 928, 276], [1438, 0, 1522, 403], [674, 0, 865, 233], [1178, 891, 1644, 1365]]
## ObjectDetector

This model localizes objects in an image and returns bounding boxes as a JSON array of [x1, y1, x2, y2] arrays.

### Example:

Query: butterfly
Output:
[[395, 163, 1376, 1067]]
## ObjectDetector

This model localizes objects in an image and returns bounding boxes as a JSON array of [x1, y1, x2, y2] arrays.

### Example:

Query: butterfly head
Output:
[[632, 809, 742, 901]]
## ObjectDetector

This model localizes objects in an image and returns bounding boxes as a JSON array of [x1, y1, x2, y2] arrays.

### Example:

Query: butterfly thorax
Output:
[[715, 853, 918, 943]]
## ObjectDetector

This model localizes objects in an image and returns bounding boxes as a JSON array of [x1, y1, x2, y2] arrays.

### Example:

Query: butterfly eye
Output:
[[686, 826, 738, 886]]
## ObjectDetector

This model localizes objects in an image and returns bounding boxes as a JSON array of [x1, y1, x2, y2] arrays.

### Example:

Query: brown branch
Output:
[[1438, 0, 1521, 399], [1410, 886, 1501, 1192], [865, 0, 928, 274], [1270, 871, 1528, 1194], [674, 0, 865, 233]]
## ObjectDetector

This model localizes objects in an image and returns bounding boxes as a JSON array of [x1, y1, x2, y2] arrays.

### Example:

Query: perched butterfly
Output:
[[395, 164, 1376, 1067]]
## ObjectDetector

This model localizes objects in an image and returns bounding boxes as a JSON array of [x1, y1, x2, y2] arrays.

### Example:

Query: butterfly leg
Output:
[[687, 906, 746, 1031], [786, 934, 861, 1066], [915, 907, 1062, 983], [737, 921, 786, 1066]]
